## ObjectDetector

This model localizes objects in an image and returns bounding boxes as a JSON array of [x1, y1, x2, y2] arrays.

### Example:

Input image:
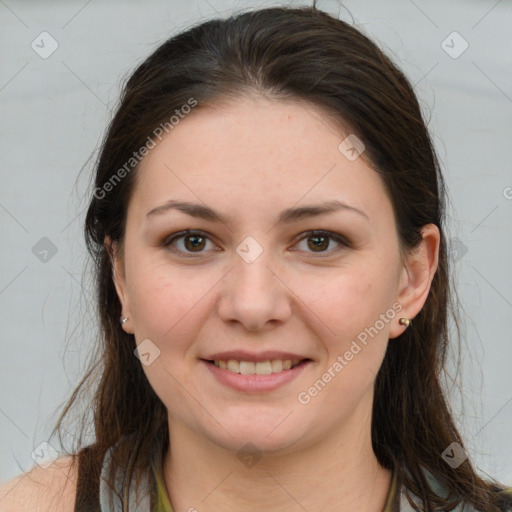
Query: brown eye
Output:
[[295, 230, 349, 255], [307, 234, 329, 252], [164, 230, 215, 256], [183, 234, 206, 252]]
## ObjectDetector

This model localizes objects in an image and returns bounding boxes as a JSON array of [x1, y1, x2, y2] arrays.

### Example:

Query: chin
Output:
[[203, 421, 307, 456]]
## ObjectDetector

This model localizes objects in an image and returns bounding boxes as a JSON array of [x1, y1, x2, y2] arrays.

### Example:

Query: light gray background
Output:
[[1, 0, 511, 486]]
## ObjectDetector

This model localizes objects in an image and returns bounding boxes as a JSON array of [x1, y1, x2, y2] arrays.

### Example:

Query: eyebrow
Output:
[[146, 199, 368, 224]]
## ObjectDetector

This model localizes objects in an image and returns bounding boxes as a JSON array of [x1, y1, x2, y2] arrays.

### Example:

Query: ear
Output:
[[105, 236, 134, 334], [388, 224, 440, 339]]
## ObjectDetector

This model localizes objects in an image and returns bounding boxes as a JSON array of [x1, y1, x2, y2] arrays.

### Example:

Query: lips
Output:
[[203, 358, 312, 392]]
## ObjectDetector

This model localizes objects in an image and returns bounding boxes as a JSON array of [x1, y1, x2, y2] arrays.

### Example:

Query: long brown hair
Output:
[[50, 4, 512, 511]]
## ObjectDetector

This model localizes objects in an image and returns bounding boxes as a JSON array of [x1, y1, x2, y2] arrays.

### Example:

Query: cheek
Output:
[[132, 279, 188, 330], [126, 257, 221, 352], [293, 263, 396, 391], [294, 266, 395, 339]]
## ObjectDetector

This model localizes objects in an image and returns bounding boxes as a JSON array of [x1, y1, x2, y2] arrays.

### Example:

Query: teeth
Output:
[[227, 359, 239, 372], [213, 359, 302, 375], [255, 361, 272, 375], [239, 361, 255, 375], [271, 360, 283, 372]]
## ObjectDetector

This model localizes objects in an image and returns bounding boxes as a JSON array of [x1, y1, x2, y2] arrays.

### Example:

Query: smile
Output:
[[203, 358, 312, 392]]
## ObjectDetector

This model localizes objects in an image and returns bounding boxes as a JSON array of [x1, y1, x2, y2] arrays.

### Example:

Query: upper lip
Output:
[[203, 351, 311, 362]]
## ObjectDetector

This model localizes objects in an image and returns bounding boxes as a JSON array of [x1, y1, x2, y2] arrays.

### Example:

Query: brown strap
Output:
[[74, 445, 102, 512]]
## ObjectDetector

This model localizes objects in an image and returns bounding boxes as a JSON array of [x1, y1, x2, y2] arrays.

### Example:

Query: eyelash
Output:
[[162, 229, 350, 257]]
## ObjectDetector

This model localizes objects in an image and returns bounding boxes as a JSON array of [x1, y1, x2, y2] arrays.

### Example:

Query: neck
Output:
[[162, 417, 393, 512]]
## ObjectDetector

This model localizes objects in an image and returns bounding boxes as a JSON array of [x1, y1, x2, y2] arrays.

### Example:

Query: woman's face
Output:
[[112, 94, 437, 455]]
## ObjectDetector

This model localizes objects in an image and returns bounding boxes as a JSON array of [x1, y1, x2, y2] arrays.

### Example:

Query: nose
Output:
[[217, 245, 292, 332]]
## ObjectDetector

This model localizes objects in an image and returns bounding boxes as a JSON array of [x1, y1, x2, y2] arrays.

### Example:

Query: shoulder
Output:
[[0, 455, 77, 512]]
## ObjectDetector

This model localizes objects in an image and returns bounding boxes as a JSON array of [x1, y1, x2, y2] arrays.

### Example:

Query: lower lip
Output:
[[202, 360, 311, 392]]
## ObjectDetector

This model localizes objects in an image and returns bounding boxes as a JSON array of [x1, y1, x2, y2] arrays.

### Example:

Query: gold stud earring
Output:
[[399, 318, 410, 328]]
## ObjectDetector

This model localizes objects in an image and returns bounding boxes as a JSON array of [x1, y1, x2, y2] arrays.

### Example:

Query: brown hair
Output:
[[50, 4, 512, 511]]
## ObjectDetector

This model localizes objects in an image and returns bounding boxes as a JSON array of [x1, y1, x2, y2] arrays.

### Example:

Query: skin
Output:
[[109, 93, 440, 512]]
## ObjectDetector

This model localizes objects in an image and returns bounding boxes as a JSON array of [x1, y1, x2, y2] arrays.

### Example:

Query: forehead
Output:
[[129, 95, 393, 228]]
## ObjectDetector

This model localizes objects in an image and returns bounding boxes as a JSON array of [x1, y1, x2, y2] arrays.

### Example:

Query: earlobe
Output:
[[389, 224, 440, 339]]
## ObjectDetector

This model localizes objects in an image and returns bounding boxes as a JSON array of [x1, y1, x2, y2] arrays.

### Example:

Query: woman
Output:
[[1, 3, 511, 511]]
